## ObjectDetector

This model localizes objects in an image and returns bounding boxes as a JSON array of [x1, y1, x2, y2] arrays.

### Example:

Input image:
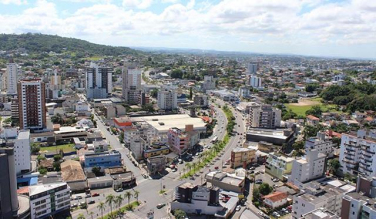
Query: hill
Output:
[[0, 33, 139, 56]]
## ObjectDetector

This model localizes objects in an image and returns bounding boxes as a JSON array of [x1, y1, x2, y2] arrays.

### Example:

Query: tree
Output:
[[92, 166, 101, 176], [328, 159, 341, 175], [150, 89, 158, 98], [31, 143, 40, 154], [173, 209, 187, 219], [51, 113, 63, 124], [259, 183, 273, 196], [189, 87, 193, 100], [124, 191, 133, 206], [37, 154, 46, 164], [133, 190, 140, 204], [253, 187, 261, 201], [97, 202, 106, 219], [53, 162, 61, 171], [89, 212, 94, 219], [115, 195, 124, 209], [293, 141, 305, 151], [53, 154, 62, 162], [106, 194, 115, 216], [303, 125, 323, 139], [119, 131, 124, 143], [77, 214, 85, 219], [306, 105, 322, 117]]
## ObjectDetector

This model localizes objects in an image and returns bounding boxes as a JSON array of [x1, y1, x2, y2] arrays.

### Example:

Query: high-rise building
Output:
[[18, 79, 46, 130], [86, 62, 113, 99], [122, 65, 142, 104], [339, 130, 376, 177], [289, 149, 326, 186], [0, 148, 19, 218], [158, 88, 177, 110], [29, 182, 71, 219], [248, 105, 281, 128], [247, 62, 258, 75], [250, 75, 262, 88], [201, 76, 216, 92], [6, 59, 18, 94], [305, 131, 335, 158], [14, 130, 31, 175]]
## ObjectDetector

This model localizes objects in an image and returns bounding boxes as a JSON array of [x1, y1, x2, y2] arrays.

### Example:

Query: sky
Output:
[[0, 0, 376, 59]]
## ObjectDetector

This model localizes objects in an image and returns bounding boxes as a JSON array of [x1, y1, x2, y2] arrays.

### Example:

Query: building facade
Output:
[[339, 130, 376, 177], [265, 153, 294, 181], [122, 66, 142, 104], [6, 60, 18, 94], [230, 147, 256, 169], [202, 76, 216, 92], [29, 182, 71, 219], [250, 75, 262, 89], [84, 151, 122, 170], [18, 79, 47, 130], [249, 105, 281, 128], [14, 130, 31, 175], [158, 89, 177, 110], [289, 149, 326, 186], [305, 131, 335, 157], [193, 95, 208, 107], [167, 125, 199, 155], [247, 62, 258, 75], [86, 62, 113, 99]]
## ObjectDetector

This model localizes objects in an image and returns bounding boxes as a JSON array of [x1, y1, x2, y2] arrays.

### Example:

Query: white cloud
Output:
[[122, 0, 153, 9], [0, 0, 27, 5]]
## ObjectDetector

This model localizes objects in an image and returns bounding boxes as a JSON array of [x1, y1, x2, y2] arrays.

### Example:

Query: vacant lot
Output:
[[285, 98, 338, 116], [40, 143, 75, 153]]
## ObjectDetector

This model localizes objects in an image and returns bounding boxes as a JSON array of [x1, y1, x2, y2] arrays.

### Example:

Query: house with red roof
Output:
[[263, 191, 289, 209], [306, 115, 320, 126]]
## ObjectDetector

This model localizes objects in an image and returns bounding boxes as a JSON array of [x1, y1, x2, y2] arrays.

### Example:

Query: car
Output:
[[178, 159, 183, 164], [272, 212, 281, 218], [236, 205, 241, 211], [115, 188, 123, 192], [71, 203, 78, 208], [88, 200, 95, 204], [156, 203, 166, 209], [92, 193, 99, 197], [85, 194, 91, 198], [215, 166, 219, 170], [255, 179, 263, 184], [172, 168, 177, 172], [249, 167, 255, 170]]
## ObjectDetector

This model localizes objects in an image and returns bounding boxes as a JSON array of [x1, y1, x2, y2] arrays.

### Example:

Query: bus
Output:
[[211, 136, 218, 143]]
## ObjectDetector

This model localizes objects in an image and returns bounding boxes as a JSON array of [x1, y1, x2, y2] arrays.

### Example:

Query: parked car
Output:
[[88, 200, 95, 204], [272, 212, 281, 218], [115, 188, 123, 192], [156, 203, 166, 209], [236, 205, 241, 211], [92, 193, 99, 197], [255, 179, 263, 184]]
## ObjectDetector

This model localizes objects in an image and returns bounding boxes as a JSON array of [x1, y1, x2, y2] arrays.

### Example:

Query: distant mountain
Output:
[[0, 33, 139, 56]]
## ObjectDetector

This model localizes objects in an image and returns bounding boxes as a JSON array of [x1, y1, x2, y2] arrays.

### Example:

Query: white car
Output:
[[236, 205, 241, 211]]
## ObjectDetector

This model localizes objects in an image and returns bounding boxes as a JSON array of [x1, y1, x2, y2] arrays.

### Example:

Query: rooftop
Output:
[[29, 182, 68, 196], [247, 128, 292, 140], [61, 160, 86, 182], [136, 114, 206, 132], [263, 191, 288, 202]]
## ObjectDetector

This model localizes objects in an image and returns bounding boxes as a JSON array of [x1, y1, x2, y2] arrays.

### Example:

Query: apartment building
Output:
[[122, 65, 142, 104], [158, 88, 177, 110], [18, 79, 46, 130], [193, 95, 208, 107], [29, 182, 71, 219], [305, 131, 335, 157], [84, 150, 122, 170], [201, 75, 216, 92], [341, 176, 376, 219], [248, 105, 281, 129], [289, 149, 326, 186], [339, 130, 376, 177], [250, 75, 262, 89], [86, 62, 113, 99], [247, 62, 258, 75], [6, 59, 18, 94], [292, 182, 350, 219], [167, 125, 199, 155], [238, 86, 251, 98], [265, 153, 294, 181], [230, 147, 256, 168], [14, 130, 31, 175]]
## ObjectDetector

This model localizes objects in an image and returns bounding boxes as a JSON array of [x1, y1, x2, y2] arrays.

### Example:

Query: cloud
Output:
[[0, 0, 26, 5], [122, 0, 153, 9]]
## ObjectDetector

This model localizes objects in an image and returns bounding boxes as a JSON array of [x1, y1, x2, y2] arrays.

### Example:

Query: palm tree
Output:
[[77, 214, 85, 219], [115, 195, 124, 209], [185, 163, 191, 173], [97, 202, 106, 219], [133, 190, 140, 204], [182, 167, 186, 175], [89, 212, 94, 219], [106, 194, 115, 216], [124, 191, 133, 206], [192, 162, 197, 172]]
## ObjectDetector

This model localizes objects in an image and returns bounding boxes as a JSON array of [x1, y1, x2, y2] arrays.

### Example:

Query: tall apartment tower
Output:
[[18, 79, 47, 130], [247, 62, 258, 75], [158, 88, 177, 110], [6, 59, 18, 94], [0, 148, 19, 218], [249, 105, 281, 128], [250, 75, 262, 88], [86, 62, 113, 99], [122, 65, 142, 104]]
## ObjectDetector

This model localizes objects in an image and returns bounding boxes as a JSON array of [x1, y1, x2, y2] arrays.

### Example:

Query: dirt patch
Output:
[[288, 98, 320, 106]]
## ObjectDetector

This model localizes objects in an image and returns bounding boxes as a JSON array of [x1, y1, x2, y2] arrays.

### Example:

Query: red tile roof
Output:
[[263, 191, 288, 202], [307, 115, 319, 121]]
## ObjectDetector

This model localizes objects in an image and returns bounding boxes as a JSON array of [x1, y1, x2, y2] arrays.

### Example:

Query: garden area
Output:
[[285, 97, 338, 117], [39, 143, 75, 153]]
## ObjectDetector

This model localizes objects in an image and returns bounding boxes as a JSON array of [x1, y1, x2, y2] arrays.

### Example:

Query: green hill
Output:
[[0, 33, 139, 56]]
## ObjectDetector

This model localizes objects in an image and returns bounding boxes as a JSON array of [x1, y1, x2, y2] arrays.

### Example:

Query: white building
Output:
[[14, 130, 31, 175], [247, 62, 258, 75], [86, 62, 113, 99], [249, 105, 281, 128], [339, 130, 376, 177], [202, 76, 216, 92], [292, 182, 351, 219], [289, 149, 326, 186], [6, 60, 18, 94], [250, 75, 262, 89], [238, 86, 251, 98], [29, 182, 71, 219], [158, 88, 177, 110], [122, 65, 142, 104], [305, 132, 335, 158]]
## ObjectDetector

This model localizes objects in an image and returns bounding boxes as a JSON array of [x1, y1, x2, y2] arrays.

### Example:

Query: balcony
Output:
[[344, 151, 355, 156], [345, 143, 360, 148], [362, 153, 372, 158], [343, 159, 356, 165]]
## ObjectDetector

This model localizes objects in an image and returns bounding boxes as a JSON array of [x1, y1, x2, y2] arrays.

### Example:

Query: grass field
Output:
[[285, 98, 338, 117], [87, 56, 103, 61], [40, 143, 75, 153]]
